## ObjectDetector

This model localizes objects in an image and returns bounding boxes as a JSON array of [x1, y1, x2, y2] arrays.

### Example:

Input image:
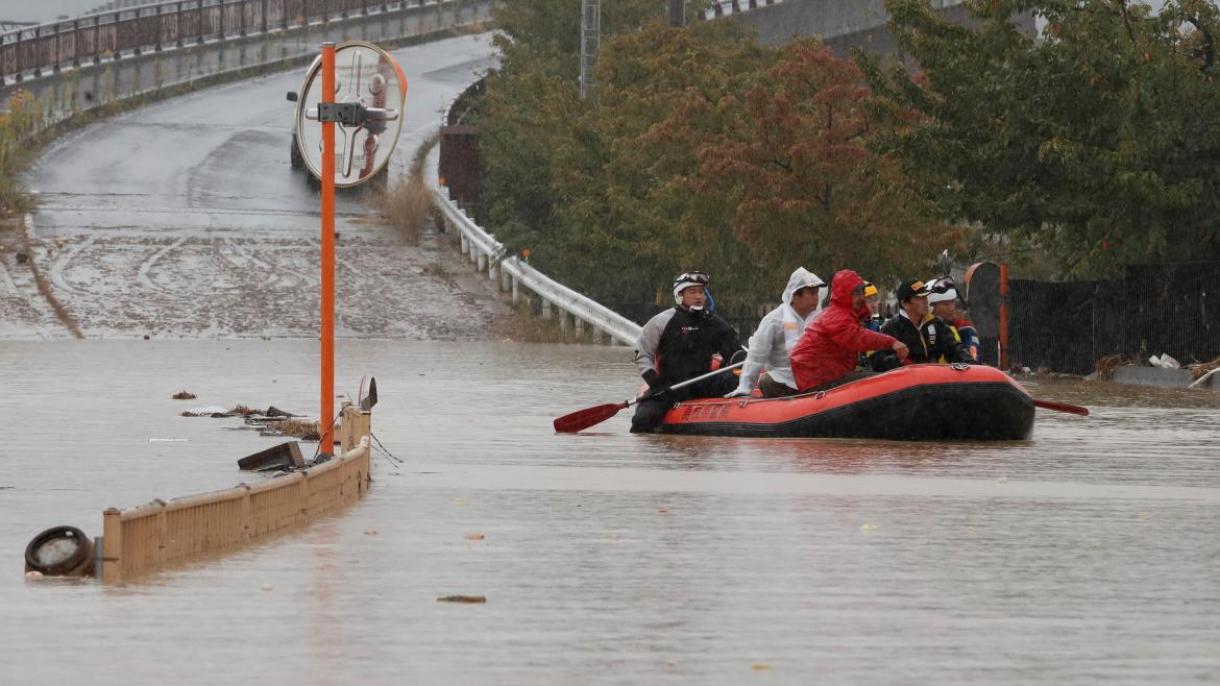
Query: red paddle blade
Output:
[[554, 402, 629, 433], [1033, 398, 1089, 416]]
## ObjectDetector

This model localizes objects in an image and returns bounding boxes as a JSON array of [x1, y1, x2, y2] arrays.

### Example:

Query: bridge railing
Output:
[[0, 0, 447, 85]]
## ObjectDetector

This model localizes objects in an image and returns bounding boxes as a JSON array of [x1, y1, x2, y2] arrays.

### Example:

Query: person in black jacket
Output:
[[631, 271, 741, 433], [871, 279, 972, 372]]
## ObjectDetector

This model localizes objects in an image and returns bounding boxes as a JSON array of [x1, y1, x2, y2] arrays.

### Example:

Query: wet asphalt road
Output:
[[3, 33, 505, 339]]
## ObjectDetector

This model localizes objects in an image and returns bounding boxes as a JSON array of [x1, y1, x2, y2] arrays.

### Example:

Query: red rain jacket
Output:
[[790, 269, 899, 391]]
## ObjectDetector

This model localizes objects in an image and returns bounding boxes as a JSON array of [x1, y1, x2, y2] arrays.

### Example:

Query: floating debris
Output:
[[464, 532, 485, 541], [149, 438, 189, 443], [171, 390, 197, 400], [437, 595, 486, 604]]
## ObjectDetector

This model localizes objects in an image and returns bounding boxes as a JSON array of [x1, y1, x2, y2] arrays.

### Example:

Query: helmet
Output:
[[927, 277, 958, 305], [672, 271, 710, 303]]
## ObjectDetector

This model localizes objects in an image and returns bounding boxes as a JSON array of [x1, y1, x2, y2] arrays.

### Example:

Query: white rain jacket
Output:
[[731, 267, 824, 394]]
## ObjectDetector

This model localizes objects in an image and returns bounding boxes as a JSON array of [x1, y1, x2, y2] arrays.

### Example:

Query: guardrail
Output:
[[100, 404, 372, 584], [428, 88, 643, 346], [429, 183, 644, 346]]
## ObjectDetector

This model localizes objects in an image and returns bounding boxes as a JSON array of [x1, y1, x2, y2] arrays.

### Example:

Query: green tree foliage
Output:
[[478, 2, 956, 312], [872, 0, 1220, 275]]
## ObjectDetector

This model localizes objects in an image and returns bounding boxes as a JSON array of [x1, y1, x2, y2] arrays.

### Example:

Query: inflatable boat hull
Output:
[[658, 364, 1034, 440]]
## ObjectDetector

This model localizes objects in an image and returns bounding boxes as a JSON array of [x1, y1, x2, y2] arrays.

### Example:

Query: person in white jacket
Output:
[[726, 267, 826, 398]]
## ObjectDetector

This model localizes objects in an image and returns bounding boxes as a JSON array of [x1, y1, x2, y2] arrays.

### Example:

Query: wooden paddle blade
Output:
[[1033, 398, 1089, 416], [554, 402, 629, 433]]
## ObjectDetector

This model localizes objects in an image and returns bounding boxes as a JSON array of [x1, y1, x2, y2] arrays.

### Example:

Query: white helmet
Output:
[[927, 277, 958, 305]]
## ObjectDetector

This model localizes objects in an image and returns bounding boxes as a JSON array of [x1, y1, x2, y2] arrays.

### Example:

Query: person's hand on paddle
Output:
[[724, 389, 752, 398], [893, 340, 909, 360]]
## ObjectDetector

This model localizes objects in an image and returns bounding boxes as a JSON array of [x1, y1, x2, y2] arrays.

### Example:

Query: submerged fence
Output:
[[100, 405, 372, 584], [1008, 262, 1219, 375]]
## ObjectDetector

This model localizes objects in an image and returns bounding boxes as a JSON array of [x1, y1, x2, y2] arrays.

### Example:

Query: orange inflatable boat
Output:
[[658, 364, 1035, 440]]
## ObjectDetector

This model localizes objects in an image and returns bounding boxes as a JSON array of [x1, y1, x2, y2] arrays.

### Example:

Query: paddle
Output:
[[554, 360, 747, 433], [1032, 398, 1089, 416]]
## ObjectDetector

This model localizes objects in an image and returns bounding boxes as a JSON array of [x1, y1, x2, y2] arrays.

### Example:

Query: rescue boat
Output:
[[657, 364, 1035, 440]]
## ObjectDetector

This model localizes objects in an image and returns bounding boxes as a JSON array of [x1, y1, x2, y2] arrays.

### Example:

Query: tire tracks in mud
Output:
[[15, 215, 83, 339]]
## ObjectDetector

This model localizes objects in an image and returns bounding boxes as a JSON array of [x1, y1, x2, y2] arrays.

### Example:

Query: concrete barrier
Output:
[[100, 404, 373, 584]]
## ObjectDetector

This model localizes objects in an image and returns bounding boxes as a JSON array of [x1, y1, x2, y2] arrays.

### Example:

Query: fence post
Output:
[[155, 500, 168, 568], [218, 0, 226, 40], [69, 20, 80, 68], [102, 507, 123, 584], [52, 24, 62, 73], [113, 13, 122, 58], [261, 0, 269, 33], [32, 26, 42, 77], [299, 471, 310, 520], [154, 5, 163, 51], [240, 484, 252, 542], [198, 0, 206, 45], [14, 29, 22, 82]]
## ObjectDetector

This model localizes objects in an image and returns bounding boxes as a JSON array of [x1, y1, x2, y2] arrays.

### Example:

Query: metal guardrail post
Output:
[[14, 29, 21, 82], [32, 26, 41, 78], [154, 5, 163, 51], [72, 20, 80, 67], [113, 12, 122, 58]]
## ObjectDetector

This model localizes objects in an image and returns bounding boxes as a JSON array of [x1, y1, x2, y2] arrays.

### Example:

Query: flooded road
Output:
[[3, 341, 1219, 684]]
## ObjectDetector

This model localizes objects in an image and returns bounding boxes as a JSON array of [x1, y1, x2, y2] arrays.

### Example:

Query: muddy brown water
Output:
[[2, 340, 1219, 684]]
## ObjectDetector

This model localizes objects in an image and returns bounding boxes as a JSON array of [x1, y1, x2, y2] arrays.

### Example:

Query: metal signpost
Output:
[[296, 40, 407, 453]]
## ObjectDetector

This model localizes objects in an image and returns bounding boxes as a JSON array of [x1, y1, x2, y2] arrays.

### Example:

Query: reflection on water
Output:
[[1, 341, 1219, 684]]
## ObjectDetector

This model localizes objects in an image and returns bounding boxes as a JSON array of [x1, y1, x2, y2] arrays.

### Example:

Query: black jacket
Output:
[[871, 312, 971, 371], [635, 306, 741, 388]]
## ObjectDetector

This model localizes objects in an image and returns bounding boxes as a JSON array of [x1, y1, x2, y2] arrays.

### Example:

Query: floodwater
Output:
[[2, 340, 1219, 684]]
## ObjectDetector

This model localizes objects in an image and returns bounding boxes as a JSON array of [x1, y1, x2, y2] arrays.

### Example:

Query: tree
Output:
[[871, 0, 1220, 274]]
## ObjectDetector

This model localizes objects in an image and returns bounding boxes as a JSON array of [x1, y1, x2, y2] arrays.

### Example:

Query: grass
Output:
[[0, 91, 43, 222], [371, 132, 439, 245]]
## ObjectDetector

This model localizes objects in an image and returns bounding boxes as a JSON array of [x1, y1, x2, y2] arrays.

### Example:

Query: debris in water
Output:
[[181, 405, 231, 417], [751, 664, 771, 671], [237, 441, 304, 471], [261, 584, 273, 592], [860, 523, 878, 533], [437, 595, 486, 604], [171, 390, 197, 400], [25, 571, 43, 581], [365, 530, 379, 536], [149, 438, 189, 443], [465, 533, 485, 541]]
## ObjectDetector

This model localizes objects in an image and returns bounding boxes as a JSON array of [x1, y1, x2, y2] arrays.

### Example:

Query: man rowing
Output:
[[631, 271, 742, 433]]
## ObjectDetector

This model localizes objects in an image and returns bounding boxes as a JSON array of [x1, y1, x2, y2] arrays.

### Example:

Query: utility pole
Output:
[[667, 0, 686, 27], [580, 0, 600, 99]]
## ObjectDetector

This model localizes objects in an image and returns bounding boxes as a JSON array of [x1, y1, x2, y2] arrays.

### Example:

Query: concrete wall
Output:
[[1, 0, 492, 127], [730, 0, 1034, 55]]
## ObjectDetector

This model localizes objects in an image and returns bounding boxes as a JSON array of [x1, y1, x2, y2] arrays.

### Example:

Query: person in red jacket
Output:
[[790, 269, 909, 392]]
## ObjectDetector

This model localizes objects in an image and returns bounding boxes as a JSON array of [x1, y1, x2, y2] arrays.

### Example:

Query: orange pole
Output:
[[999, 262, 1010, 371], [320, 42, 336, 454]]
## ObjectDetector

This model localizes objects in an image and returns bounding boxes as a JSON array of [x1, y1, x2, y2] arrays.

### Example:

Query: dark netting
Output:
[[1009, 262, 1220, 374]]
